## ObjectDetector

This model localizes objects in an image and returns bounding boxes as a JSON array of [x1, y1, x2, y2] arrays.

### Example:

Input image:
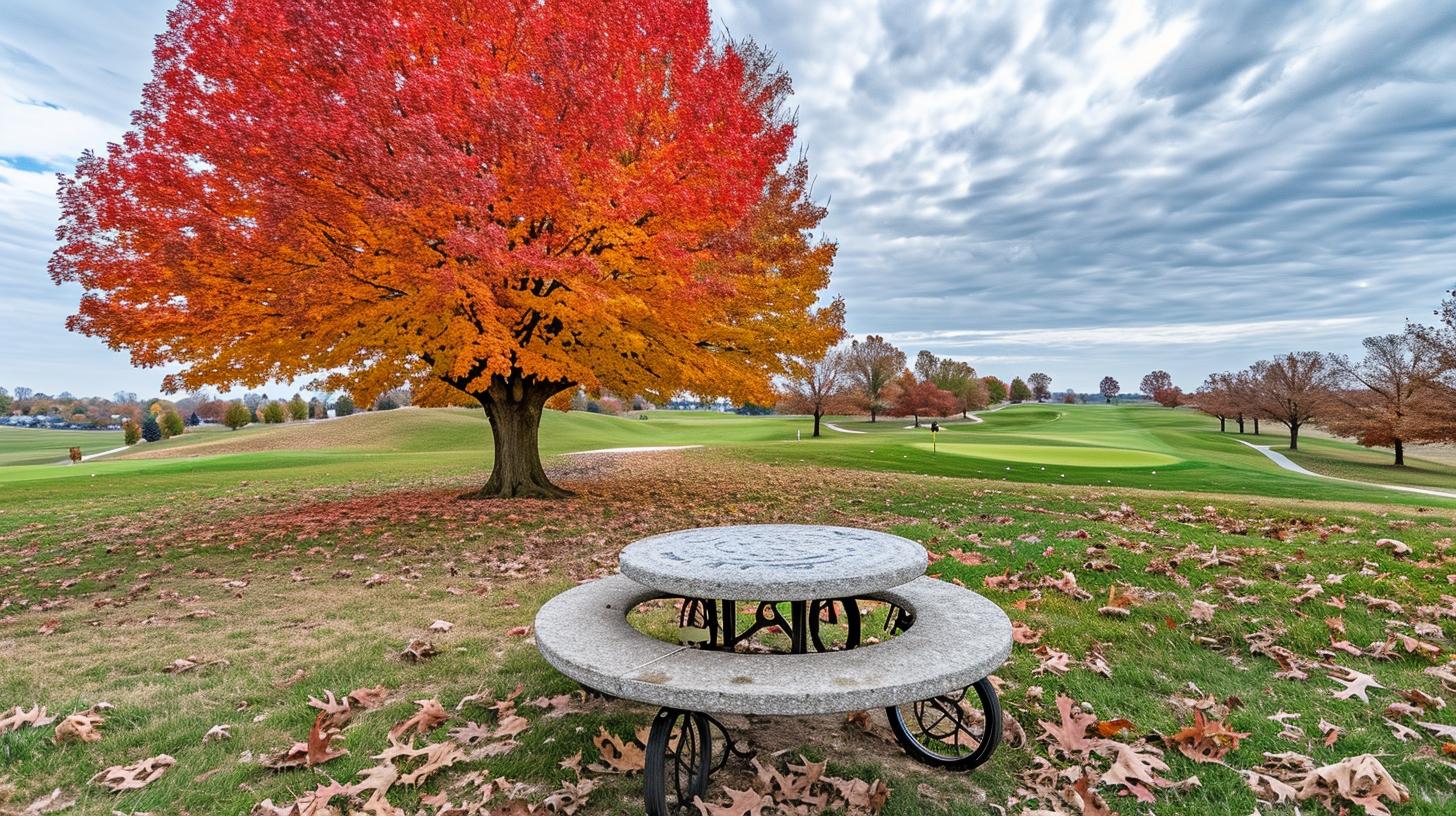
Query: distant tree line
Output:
[[774, 335, 1071, 436], [1186, 291, 1456, 465]]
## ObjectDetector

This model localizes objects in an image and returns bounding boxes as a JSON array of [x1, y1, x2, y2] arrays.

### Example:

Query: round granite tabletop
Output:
[[618, 524, 928, 601]]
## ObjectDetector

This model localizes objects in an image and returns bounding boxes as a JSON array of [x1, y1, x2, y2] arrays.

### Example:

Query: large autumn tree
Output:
[[50, 0, 842, 498]]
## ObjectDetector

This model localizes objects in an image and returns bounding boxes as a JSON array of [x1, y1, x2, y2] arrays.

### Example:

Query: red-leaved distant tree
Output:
[[887, 370, 959, 428], [50, 0, 842, 498], [1153, 386, 1185, 408], [1139, 370, 1173, 401]]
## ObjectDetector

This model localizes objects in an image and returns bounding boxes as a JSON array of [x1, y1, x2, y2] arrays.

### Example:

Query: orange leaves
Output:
[[52, 0, 837, 422], [1167, 710, 1250, 764]]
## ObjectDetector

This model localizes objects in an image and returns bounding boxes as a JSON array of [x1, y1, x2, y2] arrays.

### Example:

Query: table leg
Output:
[[644, 707, 712, 816], [790, 600, 809, 654], [719, 599, 736, 650], [884, 677, 1002, 771]]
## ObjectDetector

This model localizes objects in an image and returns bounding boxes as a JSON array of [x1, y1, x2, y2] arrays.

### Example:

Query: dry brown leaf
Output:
[[1188, 600, 1216, 624], [1094, 718, 1135, 738], [308, 691, 354, 731], [264, 714, 348, 770], [1326, 665, 1384, 703], [1295, 754, 1409, 816], [52, 711, 104, 745], [89, 754, 175, 792], [1244, 769, 1299, 805], [163, 655, 228, 674], [692, 786, 774, 816], [0, 705, 55, 735], [1095, 739, 1175, 803], [1032, 645, 1073, 676], [1167, 710, 1250, 764], [540, 776, 599, 814], [399, 639, 437, 663], [1011, 620, 1043, 645], [1038, 695, 1097, 757], [348, 686, 389, 709], [389, 699, 449, 739], [493, 713, 530, 740], [203, 724, 231, 743], [347, 762, 400, 816], [398, 741, 465, 785], [586, 726, 646, 775], [526, 693, 586, 719]]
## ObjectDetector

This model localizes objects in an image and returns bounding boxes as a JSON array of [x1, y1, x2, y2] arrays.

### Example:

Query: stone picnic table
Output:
[[535, 524, 1012, 816]]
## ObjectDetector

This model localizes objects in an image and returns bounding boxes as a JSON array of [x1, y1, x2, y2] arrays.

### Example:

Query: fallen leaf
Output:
[[52, 711, 104, 745], [89, 755, 175, 792], [389, 699, 449, 739], [587, 726, 646, 774], [1295, 754, 1408, 816]]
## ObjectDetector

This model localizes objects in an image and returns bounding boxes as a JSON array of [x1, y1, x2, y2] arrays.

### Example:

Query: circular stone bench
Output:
[[534, 572, 1011, 716]]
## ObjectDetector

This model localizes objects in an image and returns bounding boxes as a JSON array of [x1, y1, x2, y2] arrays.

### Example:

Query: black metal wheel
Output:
[[885, 677, 1002, 771], [644, 708, 713, 816], [808, 597, 862, 652]]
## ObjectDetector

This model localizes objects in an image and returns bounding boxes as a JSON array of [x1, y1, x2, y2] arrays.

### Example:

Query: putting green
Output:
[[919, 442, 1182, 468]]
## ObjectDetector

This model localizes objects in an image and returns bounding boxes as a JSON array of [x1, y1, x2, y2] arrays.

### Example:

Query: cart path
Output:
[[1236, 439, 1456, 500], [57, 445, 131, 464], [900, 401, 1017, 429], [823, 423, 866, 434]]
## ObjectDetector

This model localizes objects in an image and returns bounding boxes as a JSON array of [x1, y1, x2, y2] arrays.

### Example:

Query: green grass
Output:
[[3, 406, 1451, 512], [0, 427, 122, 466], [1279, 435, 1456, 489], [3, 438, 1454, 815]]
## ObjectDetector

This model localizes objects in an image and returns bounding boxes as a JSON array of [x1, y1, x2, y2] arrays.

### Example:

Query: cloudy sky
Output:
[[3, 0, 1454, 398]]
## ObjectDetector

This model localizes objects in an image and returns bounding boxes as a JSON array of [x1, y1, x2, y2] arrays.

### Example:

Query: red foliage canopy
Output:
[[50, 0, 841, 407]]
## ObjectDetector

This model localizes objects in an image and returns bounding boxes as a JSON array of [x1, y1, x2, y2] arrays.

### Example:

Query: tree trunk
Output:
[[812, 411, 822, 438], [1219, 416, 1226, 433], [1394, 439, 1404, 466], [466, 374, 573, 499], [1288, 422, 1299, 451], [913, 414, 920, 428], [1236, 415, 1245, 434], [1253, 418, 1259, 435], [869, 408, 877, 423]]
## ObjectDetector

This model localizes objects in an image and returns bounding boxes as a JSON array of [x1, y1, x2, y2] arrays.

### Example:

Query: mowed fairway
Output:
[[3, 407, 1456, 816], [2, 405, 1452, 509], [0, 427, 122, 467]]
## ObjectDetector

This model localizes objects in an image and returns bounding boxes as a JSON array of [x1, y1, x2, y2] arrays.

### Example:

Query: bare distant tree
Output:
[[779, 347, 852, 437], [1247, 352, 1338, 451], [847, 335, 906, 422], [1027, 372, 1052, 402], [1099, 376, 1120, 403]]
